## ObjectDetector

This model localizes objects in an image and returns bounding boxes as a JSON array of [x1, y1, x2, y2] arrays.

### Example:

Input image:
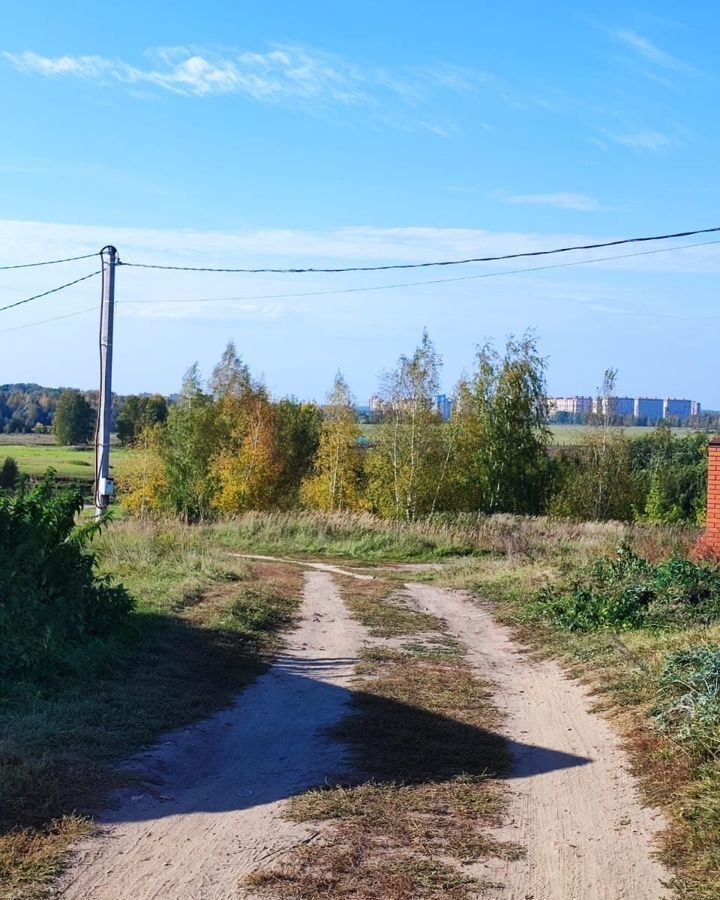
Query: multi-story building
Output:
[[592, 396, 635, 418], [547, 396, 593, 417], [436, 394, 454, 421], [664, 398, 692, 419], [634, 397, 664, 422], [550, 394, 701, 423]]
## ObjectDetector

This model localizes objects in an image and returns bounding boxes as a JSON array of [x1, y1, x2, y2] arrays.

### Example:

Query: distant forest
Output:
[[0, 384, 124, 434]]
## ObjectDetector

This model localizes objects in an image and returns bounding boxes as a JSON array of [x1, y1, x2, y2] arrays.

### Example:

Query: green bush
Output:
[[654, 646, 720, 758], [0, 456, 19, 490], [0, 472, 133, 675], [534, 543, 720, 631]]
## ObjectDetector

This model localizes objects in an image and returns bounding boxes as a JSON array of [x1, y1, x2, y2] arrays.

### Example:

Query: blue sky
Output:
[[1, 1, 719, 405]]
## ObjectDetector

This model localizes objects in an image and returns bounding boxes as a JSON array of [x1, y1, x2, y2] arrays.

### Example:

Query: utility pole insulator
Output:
[[94, 245, 117, 517]]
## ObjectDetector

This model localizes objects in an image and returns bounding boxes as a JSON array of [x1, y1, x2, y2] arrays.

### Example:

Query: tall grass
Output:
[[208, 509, 698, 563]]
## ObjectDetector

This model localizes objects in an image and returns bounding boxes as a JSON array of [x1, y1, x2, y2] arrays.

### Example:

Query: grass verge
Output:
[[247, 576, 520, 900], [0, 519, 303, 900]]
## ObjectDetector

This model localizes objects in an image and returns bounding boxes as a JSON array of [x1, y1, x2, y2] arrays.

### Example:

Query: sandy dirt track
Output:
[[53, 570, 364, 900], [53, 562, 673, 899], [406, 582, 671, 900]]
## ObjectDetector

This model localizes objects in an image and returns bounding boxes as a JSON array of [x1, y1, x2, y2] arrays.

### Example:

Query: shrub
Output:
[[0, 456, 19, 490], [0, 471, 133, 675], [534, 542, 720, 631], [654, 646, 720, 758]]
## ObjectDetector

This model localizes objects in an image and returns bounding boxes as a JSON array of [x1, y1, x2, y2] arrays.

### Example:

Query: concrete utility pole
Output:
[[94, 245, 117, 517]]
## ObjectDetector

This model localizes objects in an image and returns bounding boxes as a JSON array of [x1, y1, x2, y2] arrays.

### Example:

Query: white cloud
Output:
[[1, 45, 494, 127], [612, 129, 675, 151], [503, 192, 602, 212], [613, 29, 697, 75]]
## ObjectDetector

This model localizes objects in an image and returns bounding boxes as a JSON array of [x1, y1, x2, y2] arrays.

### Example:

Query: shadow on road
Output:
[[93, 654, 590, 826]]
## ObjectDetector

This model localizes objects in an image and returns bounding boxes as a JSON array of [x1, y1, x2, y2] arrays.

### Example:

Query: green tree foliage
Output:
[[631, 425, 708, 524], [550, 430, 640, 521], [274, 398, 323, 507], [453, 333, 550, 514], [0, 473, 133, 674], [301, 373, 363, 511], [158, 365, 219, 520], [0, 457, 18, 490], [53, 389, 95, 445], [365, 331, 448, 520], [116, 394, 168, 446]]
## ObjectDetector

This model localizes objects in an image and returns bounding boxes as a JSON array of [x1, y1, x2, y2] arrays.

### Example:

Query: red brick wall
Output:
[[706, 438, 720, 554]]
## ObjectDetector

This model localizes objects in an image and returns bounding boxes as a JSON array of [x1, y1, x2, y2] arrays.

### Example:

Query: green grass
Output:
[[0, 443, 132, 481], [548, 423, 703, 445], [359, 422, 705, 447], [0, 518, 303, 900]]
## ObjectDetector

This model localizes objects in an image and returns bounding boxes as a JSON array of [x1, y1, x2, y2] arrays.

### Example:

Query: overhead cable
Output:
[[0, 251, 100, 271], [119, 226, 720, 274], [117, 238, 720, 306], [0, 270, 101, 313], [0, 306, 97, 333]]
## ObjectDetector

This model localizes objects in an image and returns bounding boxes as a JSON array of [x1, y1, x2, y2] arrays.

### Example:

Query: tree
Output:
[[117, 394, 168, 446], [550, 430, 640, 521], [53, 390, 95, 446], [274, 399, 323, 507], [365, 331, 446, 520], [211, 393, 280, 513], [0, 456, 19, 490], [453, 332, 550, 514], [300, 373, 363, 511], [209, 341, 251, 399], [158, 366, 218, 520]]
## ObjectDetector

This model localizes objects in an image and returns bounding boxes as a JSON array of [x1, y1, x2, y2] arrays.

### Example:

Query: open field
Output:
[[0, 442, 130, 480], [359, 422, 710, 446]]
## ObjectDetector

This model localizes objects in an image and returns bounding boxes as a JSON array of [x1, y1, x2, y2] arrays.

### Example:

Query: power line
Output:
[[117, 238, 720, 306], [0, 306, 97, 334], [0, 251, 100, 271], [119, 225, 720, 274], [0, 269, 101, 313]]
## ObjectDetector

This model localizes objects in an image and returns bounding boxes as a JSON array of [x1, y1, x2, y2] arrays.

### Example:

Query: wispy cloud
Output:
[[613, 28, 697, 75], [2, 44, 494, 133], [611, 129, 676, 151], [503, 192, 602, 212]]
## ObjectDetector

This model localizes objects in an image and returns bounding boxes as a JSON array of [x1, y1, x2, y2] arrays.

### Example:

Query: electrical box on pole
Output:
[[94, 245, 117, 517]]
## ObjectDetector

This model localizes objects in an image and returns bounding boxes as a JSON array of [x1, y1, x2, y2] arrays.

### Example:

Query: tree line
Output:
[[118, 332, 709, 526]]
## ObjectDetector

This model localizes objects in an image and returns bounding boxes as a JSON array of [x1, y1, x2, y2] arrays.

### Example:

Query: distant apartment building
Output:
[[436, 394, 454, 421], [592, 396, 635, 417], [634, 397, 664, 422], [664, 398, 701, 419], [548, 394, 701, 423], [547, 396, 592, 417]]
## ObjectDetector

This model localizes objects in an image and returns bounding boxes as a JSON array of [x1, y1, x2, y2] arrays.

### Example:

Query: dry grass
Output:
[[335, 575, 442, 638], [211, 509, 698, 564], [0, 817, 89, 900], [248, 577, 519, 900]]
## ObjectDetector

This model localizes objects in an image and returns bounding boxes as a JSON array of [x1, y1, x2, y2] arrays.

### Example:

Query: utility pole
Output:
[[94, 245, 117, 517]]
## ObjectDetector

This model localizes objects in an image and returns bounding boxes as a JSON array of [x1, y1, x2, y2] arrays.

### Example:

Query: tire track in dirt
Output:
[[53, 570, 365, 900], [405, 582, 671, 900]]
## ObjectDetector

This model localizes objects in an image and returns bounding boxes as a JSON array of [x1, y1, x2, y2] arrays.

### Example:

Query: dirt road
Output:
[[406, 582, 670, 900], [54, 565, 671, 899], [54, 570, 365, 900]]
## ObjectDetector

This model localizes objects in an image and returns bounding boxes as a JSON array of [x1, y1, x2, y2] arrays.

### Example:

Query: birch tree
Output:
[[300, 372, 362, 511]]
